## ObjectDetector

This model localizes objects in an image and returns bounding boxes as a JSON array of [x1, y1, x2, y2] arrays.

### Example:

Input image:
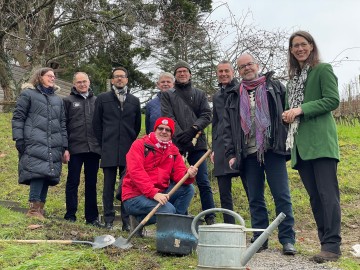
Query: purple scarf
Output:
[[239, 76, 270, 162]]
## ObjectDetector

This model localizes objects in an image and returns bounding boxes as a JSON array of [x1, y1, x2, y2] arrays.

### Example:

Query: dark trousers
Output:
[[297, 156, 341, 254], [64, 153, 100, 223], [244, 151, 295, 245], [29, 178, 49, 203], [187, 150, 215, 219], [102, 166, 128, 225], [217, 174, 249, 224]]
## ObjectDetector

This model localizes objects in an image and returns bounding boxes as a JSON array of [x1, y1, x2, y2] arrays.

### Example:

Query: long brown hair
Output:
[[288, 31, 320, 79], [29, 67, 54, 87]]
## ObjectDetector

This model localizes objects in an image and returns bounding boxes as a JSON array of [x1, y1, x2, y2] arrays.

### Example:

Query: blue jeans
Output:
[[187, 150, 215, 218], [123, 182, 195, 224], [29, 178, 49, 203], [64, 153, 100, 222], [244, 151, 295, 245]]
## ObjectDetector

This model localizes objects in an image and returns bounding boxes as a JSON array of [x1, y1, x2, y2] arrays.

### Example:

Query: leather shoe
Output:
[[310, 251, 340, 263], [122, 223, 130, 232], [283, 243, 297, 255], [104, 222, 113, 230], [86, 220, 104, 228], [205, 216, 215, 225]]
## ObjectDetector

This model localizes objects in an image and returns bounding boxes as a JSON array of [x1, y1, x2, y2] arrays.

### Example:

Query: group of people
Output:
[[11, 30, 341, 263]]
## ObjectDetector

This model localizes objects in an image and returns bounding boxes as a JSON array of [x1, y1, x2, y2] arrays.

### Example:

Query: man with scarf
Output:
[[122, 117, 197, 225], [223, 53, 296, 255], [93, 67, 141, 231]]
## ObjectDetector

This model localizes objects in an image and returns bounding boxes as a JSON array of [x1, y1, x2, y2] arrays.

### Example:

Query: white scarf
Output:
[[286, 64, 310, 150]]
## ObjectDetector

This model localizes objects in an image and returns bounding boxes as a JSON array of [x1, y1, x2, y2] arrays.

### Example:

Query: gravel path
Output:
[[246, 249, 341, 270]]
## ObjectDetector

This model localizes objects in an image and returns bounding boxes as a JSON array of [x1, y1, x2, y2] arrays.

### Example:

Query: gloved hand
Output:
[[176, 127, 198, 144], [15, 139, 25, 155]]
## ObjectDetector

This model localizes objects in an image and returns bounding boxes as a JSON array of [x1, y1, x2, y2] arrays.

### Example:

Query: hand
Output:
[[15, 139, 25, 154], [282, 107, 303, 123], [187, 165, 198, 178], [177, 127, 198, 144], [62, 150, 70, 164], [154, 193, 169, 205], [210, 152, 214, 164], [229, 157, 236, 170]]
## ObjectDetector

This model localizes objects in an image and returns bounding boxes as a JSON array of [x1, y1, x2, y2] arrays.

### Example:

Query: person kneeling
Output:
[[122, 117, 197, 233]]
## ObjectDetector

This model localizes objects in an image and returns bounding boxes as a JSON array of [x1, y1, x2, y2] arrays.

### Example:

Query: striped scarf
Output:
[[286, 64, 309, 150], [239, 76, 270, 162]]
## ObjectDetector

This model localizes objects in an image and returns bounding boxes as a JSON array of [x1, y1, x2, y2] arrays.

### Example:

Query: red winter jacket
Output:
[[122, 134, 194, 201]]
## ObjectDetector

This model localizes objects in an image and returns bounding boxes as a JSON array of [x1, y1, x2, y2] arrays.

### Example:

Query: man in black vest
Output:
[[161, 60, 215, 225], [93, 67, 141, 230]]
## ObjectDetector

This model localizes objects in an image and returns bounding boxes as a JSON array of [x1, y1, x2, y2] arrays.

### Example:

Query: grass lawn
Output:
[[0, 112, 359, 269]]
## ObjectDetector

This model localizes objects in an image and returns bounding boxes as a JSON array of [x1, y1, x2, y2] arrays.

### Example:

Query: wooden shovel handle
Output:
[[140, 149, 212, 225]]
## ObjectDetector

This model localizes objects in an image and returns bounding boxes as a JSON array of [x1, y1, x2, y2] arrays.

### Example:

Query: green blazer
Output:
[[287, 63, 340, 168]]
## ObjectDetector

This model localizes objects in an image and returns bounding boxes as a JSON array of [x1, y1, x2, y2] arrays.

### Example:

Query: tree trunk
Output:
[[0, 37, 14, 102]]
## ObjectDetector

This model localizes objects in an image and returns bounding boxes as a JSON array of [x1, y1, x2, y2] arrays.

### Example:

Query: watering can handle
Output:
[[191, 208, 245, 239]]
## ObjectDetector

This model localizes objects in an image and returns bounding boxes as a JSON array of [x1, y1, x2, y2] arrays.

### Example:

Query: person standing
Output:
[[283, 30, 341, 263], [145, 72, 175, 134], [212, 60, 248, 224], [161, 60, 216, 225], [122, 117, 196, 224], [93, 67, 141, 230], [63, 72, 102, 227], [12, 67, 68, 220], [223, 53, 296, 255]]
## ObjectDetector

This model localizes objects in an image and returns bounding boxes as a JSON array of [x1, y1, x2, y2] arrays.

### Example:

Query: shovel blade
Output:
[[113, 237, 133, 249], [92, 235, 116, 249]]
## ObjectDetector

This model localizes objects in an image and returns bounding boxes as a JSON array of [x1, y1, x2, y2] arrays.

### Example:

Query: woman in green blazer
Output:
[[282, 31, 341, 263]]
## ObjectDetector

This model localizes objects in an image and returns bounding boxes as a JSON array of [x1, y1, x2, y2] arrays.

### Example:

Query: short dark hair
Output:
[[288, 30, 320, 79], [111, 67, 128, 78]]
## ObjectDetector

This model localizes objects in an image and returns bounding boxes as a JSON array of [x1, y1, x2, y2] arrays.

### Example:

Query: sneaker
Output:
[[86, 220, 104, 228], [104, 222, 113, 230], [310, 251, 340, 263]]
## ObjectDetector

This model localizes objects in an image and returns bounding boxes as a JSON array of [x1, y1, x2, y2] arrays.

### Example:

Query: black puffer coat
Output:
[[223, 72, 290, 167], [63, 87, 101, 155], [12, 83, 68, 185]]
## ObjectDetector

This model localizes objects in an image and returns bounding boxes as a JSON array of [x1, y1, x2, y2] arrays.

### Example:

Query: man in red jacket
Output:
[[122, 117, 197, 224]]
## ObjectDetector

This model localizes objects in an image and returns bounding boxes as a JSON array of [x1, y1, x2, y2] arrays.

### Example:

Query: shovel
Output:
[[113, 149, 212, 249], [0, 235, 115, 249]]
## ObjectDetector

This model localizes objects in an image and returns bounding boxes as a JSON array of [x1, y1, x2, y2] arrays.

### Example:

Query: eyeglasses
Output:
[[44, 74, 56, 79], [292, 42, 310, 49], [157, 127, 171, 133], [238, 62, 255, 71], [113, 75, 127, 79]]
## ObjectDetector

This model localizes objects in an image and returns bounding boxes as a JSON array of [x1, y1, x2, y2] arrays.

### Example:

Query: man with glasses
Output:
[[161, 60, 216, 225], [93, 67, 141, 230], [122, 117, 197, 225], [63, 72, 103, 227], [223, 53, 296, 255]]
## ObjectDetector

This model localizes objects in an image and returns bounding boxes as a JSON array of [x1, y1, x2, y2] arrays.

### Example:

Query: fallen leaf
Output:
[[0, 153, 6, 158], [28, 224, 43, 230]]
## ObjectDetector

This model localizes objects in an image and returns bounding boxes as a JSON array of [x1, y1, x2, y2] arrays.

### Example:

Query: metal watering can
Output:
[[191, 208, 286, 269]]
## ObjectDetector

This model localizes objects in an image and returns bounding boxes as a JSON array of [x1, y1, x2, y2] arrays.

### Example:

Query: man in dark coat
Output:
[[223, 53, 296, 255], [161, 60, 216, 225], [211, 60, 248, 224], [63, 72, 102, 227], [93, 67, 141, 230]]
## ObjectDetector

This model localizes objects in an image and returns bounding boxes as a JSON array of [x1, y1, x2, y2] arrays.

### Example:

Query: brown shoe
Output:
[[39, 202, 46, 216], [310, 251, 340, 263], [26, 201, 45, 221]]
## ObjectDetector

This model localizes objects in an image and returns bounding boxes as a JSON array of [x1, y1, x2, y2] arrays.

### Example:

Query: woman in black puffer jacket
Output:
[[12, 67, 68, 220]]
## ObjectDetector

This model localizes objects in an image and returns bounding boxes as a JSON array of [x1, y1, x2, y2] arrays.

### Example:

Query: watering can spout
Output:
[[240, 212, 286, 266]]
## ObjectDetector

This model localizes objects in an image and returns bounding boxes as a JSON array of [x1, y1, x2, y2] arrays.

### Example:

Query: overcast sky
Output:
[[210, 0, 360, 95]]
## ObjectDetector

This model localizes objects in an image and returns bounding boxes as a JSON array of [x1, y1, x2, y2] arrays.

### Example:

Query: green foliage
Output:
[[0, 113, 359, 269]]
